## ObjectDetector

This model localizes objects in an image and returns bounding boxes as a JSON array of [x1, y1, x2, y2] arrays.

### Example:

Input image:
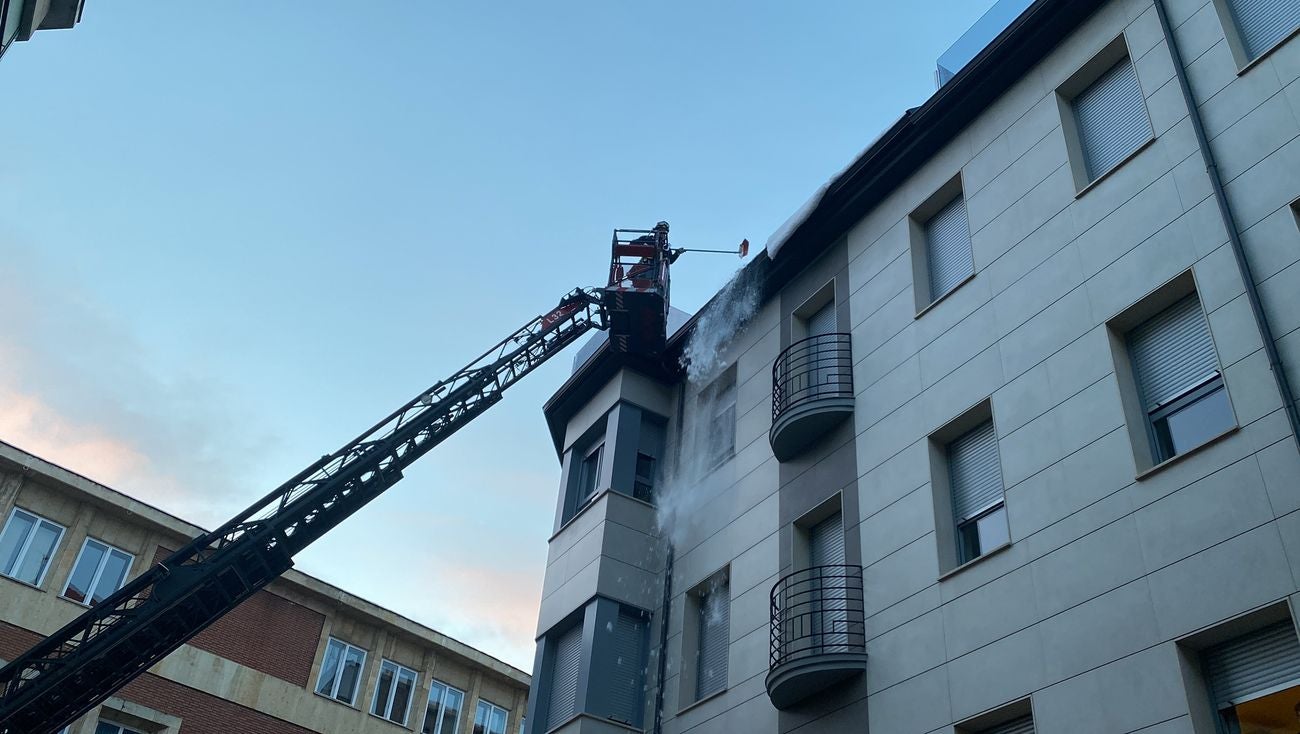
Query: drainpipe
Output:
[[1153, 0, 1300, 450]]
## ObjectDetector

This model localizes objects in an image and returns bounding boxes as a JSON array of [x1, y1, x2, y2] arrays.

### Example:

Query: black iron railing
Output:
[[769, 564, 866, 669], [772, 333, 853, 424]]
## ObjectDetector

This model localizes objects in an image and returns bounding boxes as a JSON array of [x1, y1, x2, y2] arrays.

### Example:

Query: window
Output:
[[924, 194, 975, 303], [2, 0, 25, 50], [977, 715, 1035, 734], [0, 507, 65, 587], [372, 658, 418, 724], [547, 622, 583, 729], [96, 723, 144, 734], [702, 369, 737, 468], [63, 538, 134, 606], [473, 700, 508, 734], [315, 637, 367, 705], [1202, 620, 1300, 732], [633, 452, 657, 502], [1222, 0, 1300, 61], [1069, 52, 1152, 184], [422, 679, 465, 734], [606, 609, 649, 726], [1128, 293, 1233, 463], [694, 575, 730, 701], [949, 420, 1009, 564], [576, 444, 603, 506]]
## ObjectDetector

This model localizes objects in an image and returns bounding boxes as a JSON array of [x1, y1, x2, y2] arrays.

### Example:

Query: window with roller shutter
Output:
[[924, 195, 975, 303], [1202, 620, 1300, 732], [1071, 54, 1152, 184], [546, 622, 583, 730], [977, 715, 1035, 734], [1222, 0, 1300, 61], [948, 420, 1009, 564], [695, 578, 730, 701]]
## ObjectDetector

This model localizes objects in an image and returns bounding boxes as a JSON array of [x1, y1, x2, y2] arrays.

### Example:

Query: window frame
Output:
[[371, 657, 419, 725], [909, 174, 974, 314], [61, 536, 135, 607], [474, 699, 509, 734], [701, 368, 737, 469], [0, 507, 66, 588], [683, 569, 730, 706], [632, 452, 657, 502], [576, 442, 604, 507], [421, 678, 466, 734], [1213, 0, 1300, 69], [315, 636, 369, 706], [1056, 34, 1154, 193]]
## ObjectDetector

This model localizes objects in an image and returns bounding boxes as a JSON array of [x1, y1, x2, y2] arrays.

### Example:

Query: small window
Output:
[[1202, 620, 1300, 731], [315, 637, 367, 705], [422, 679, 465, 734], [702, 369, 737, 468], [372, 658, 418, 724], [473, 700, 509, 734], [924, 194, 975, 302], [63, 538, 134, 606], [948, 420, 1009, 564], [633, 453, 657, 502], [1222, 0, 1300, 61], [96, 723, 144, 734], [1069, 53, 1152, 184], [0, 507, 65, 587], [519, 716, 526, 734], [606, 609, 649, 726], [1128, 293, 1233, 462], [695, 575, 730, 700], [576, 444, 604, 506]]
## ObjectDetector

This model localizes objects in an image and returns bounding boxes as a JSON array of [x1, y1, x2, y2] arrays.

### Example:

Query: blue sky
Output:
[[0, 1, 1000, 670]]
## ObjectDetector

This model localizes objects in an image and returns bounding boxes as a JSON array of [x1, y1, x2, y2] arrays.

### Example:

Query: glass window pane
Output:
[[975, 506, 1010, 551], [0, 511, 35, 576], [65, 540, 108, 604], [489, 705, 507, 734], [1156, 384, 1234, 458], [391, 668, 416, 723], [1222, 681, 1300, 733], [442, 687, 464, 734], [14, 521, 60, 585], [94, 723, 120, 734], [338, 646, 365, 704], [315, 640, 344, 696], [373, 662, 395, 716], [424, 681, 447, 734], [91, 549, 132, 605], [474, 701, 490, 734]]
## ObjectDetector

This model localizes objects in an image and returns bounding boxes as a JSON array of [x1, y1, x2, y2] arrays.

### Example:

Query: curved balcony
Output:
[[766, 564, 867, 709], [770, 333, 854, 461]]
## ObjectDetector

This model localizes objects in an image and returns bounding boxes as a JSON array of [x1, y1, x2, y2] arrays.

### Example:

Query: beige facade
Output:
[[0, 440, 529, 734]]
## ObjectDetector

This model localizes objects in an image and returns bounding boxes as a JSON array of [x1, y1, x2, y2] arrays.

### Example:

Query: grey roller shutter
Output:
[[547, 623, 583, 728], [808, 302, 836, 337], [1128, 294, 1220, 411], [1227, 0, 1300, 60], [606, 612, 647, 726], [1204, 620, 1300, 707], [925, 196, 975, 299], [695, 583, 729, 700], [1074, 56, 1152, 181], [810, 512, 845, 567], [950, 420, 1003, 522], [982, 715, 1035, 734]]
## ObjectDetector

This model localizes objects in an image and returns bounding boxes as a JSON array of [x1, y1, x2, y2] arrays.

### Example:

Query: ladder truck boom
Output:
[[0, 221, 681, 734]]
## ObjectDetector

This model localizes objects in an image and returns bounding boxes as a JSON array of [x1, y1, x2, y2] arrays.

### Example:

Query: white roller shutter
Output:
[[695, 583, 729, 700], [925, 196, 975, 299], [1226, 0, 1300, 60], [1074, 56, 1152, 182], [1204, 620, 1300, 707], [981, 715, 1035, 734], [547, 623, 583, 728], [949, 420, 1004, 522], [1128, 294, 1219, 411], [810, 512, 848, 649], [606, 612, 647, 726]]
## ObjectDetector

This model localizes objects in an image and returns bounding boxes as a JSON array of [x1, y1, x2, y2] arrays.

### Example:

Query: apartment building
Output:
[[0, 0, 83, 61], [525, 0, 1300, 733], [0, 440, 530, 734]]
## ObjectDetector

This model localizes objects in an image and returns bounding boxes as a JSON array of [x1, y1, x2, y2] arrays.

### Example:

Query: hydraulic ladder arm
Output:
[[0, 287, 608, 734]]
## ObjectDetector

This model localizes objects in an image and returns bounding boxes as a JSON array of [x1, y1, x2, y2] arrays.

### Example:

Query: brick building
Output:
[[0, 440, 530, 734]]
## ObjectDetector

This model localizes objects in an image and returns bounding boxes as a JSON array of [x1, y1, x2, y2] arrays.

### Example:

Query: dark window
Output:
[[633, 453, 656, 502], [577, 444, 603, 505]]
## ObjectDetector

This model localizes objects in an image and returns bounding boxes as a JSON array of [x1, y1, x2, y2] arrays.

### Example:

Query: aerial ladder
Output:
[[0, 222, 707, 734]]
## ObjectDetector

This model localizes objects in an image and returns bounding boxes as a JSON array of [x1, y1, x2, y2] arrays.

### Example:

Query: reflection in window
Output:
[[474, 699, 508, 734], [423, 679, 465, 734], [315, 637, 367, 705], [372, 659, 418, 724], [63, 538, 134, 606], [0, 507, 64, 587]]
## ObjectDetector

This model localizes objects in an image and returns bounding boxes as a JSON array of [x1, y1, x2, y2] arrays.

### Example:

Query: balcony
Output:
[[769, 333, 854, 461], [766, 565, 867, 709]]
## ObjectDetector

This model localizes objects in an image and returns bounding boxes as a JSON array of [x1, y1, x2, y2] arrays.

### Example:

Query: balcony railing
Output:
[[769, 333, 854, 460], [766, 564, 867, 708]]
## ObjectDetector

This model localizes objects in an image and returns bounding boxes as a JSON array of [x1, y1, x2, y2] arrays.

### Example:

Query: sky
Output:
[[0, 1, 1003, 671]]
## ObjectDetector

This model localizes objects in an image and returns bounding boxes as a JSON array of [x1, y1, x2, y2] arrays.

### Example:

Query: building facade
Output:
[[526, 0, 1300, 733], [0, 0, 83, 61], [0, 440, 530, 734]]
